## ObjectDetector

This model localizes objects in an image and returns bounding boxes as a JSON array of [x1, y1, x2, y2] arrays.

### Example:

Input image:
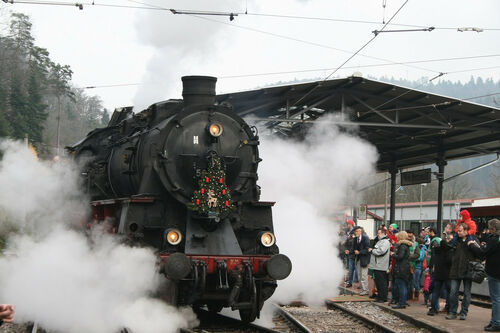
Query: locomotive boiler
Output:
[[67, 76, 292, 322]]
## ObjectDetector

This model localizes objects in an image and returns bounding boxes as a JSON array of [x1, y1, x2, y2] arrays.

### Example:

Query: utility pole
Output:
[[56, 93, 61, 157], [384, 172, 388, 223]]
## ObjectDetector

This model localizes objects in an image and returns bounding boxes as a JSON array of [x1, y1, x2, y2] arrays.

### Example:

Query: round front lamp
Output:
[[166, 229, 182, 245], [260, 232, 276, 247], [209, 123, 223, 137]]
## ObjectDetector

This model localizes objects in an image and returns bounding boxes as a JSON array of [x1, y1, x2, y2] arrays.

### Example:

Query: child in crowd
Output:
[[422, 268, 431, 306]]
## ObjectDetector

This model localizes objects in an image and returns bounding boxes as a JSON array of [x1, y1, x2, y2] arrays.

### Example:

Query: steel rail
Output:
[[325, 300, 399, 333], [272, 304, 314, 333]]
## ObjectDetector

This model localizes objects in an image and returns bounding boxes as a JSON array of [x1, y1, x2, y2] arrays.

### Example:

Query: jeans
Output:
[[488, 274, 500, 326], [374, 270, 388, 301], [357, 261, 369, 292], [413, 267, 422, 291], [431, 279, 450, 311], [348, 258, 358, 284], [391, 277, 399, 301], [449, 279, 472, 316], [395, 278, 408, 306]]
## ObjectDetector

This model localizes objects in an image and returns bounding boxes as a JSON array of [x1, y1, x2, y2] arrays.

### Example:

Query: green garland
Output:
[[188, 155, 234, 216]]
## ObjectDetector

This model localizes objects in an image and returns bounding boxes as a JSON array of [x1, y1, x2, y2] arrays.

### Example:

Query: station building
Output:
[[356, 196, 500, 239]]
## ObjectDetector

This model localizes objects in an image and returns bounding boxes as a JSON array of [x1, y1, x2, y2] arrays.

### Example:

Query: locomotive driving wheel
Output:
[[238, 277, 259, 323]]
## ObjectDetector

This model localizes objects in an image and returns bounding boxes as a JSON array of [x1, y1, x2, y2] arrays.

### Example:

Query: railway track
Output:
[[179, 307, 288, 333], [20, 301, 435, 333], [327, 301, 434, 333]]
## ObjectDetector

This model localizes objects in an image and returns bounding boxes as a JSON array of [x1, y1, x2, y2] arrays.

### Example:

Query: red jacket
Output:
[[455, 210, 477, 236], [387, 230, 397, 244]]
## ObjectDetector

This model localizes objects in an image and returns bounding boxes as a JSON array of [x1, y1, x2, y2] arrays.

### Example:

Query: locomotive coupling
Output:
[[163, 253, 192, 280], [265, 254, 292, 280]]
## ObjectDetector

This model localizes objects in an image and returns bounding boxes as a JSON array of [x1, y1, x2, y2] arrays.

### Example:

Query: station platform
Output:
[[338, 278, 492, 333]]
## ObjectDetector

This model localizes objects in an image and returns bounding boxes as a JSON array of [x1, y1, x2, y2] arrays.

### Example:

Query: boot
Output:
[[407, 290, 413, 300], [414, 290, 420, 300]]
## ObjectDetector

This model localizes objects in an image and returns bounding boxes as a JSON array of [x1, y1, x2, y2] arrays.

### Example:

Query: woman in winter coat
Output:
[[391, 231, 413, 309]]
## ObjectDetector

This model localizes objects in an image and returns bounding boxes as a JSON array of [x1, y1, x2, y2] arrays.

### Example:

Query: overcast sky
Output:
[[2, 0, 500, 111]]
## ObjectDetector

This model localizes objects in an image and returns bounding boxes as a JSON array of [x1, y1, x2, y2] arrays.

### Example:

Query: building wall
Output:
[[368, 202, 473, 233]]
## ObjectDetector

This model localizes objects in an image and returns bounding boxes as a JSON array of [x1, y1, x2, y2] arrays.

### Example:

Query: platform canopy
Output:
[[217, 76, 500, 171]]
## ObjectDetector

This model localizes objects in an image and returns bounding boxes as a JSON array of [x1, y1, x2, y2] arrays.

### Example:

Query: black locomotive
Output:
[[67, 76, 292, 322]]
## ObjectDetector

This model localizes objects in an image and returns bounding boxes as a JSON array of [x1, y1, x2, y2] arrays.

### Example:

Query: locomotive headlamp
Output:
[[260, 232, 276, 247], [166, 229, 182, 245], [209, 123, 223, 137]]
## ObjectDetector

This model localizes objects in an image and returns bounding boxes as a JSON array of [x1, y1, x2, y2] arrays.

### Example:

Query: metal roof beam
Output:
[[383, 132, 500, 161], [238, 100, 284, 117], [247, 117, 454, 130], [349, 94, 395, 124]]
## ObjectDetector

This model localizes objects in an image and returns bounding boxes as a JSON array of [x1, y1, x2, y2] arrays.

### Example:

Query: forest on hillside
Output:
[[0, 11, 109, 157]]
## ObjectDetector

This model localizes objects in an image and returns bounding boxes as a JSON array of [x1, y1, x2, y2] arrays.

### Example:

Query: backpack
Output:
[[422, 249, 428, 270], [466, 261, 486, 283]]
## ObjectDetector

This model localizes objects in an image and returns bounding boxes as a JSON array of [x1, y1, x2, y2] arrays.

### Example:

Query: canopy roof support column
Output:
[[436, 154, 447, 233], [390, 162, 397, 225]]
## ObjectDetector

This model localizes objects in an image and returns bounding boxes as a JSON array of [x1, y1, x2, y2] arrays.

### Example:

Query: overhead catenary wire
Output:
[[8, 0, 499, 108], [1, 0, 162, 10], [291, 0, 410, 107], [242, 12, 500, 32], [5, 0, 500, 32], [219, 54, 500, 79], [5, 0, 495, 77], [127, 0, 440, 76]]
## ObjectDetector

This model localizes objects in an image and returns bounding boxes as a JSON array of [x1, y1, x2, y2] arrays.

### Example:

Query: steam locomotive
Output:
[[67, 76, 292, 322]]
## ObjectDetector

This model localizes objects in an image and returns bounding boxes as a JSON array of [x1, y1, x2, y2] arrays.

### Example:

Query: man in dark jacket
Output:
[[469, 219, 500, 331], [427, 236, 451, 316], [347, 226, 370, 295], [446, 223, 477, 320]]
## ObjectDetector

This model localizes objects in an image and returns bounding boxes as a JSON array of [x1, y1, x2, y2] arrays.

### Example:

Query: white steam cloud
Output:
[[256, 115, 378, 304], [132, 0, 236, 110], [0, 141, 197, 333]]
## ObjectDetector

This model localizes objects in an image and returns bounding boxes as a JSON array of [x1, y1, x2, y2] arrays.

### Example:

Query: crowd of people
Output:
[[341, 210, 500, 332]]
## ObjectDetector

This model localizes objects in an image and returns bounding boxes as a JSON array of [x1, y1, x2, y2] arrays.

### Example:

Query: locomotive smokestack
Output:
[[182, 76, 217, 106]]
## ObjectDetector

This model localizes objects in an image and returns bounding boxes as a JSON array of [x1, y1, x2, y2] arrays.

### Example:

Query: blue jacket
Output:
[[414, 245, 427, 270]]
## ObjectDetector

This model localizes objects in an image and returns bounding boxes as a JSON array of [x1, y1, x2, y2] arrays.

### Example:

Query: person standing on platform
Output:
[[407, 231, 419, 300], [344, 220, 358, 288], [427, 234, 451, 316], [413, 238, 427, 301], [469, 218, 500, 331], [446, 224, 477, 320], [369, 228, 391, 303], [392, 231, 412, 309], [350, 226, 370, 295]]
